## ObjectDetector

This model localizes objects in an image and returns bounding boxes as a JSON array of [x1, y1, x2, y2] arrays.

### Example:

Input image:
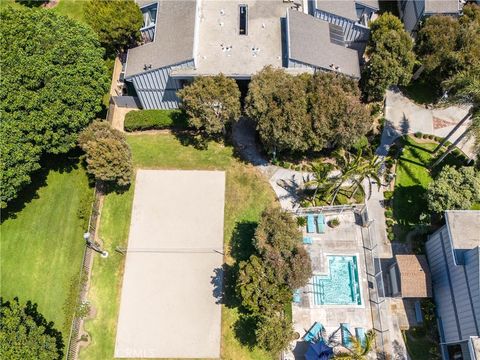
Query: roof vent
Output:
[[143, 64, 152, 70]]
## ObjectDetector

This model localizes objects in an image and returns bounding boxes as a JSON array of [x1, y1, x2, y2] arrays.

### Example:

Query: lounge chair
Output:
[[303, 236, 313, 245], [355, 327, 366, 348], [307, 214, 315, 233], [293, 289, 301, 303], [303, 322, 324, 343], [317, 214, 325, 234], [341, 323, 352, 348]]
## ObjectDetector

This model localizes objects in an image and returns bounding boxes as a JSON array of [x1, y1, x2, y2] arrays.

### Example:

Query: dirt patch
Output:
[[433, 116, 457, 130], [42, 0, 59, 9]]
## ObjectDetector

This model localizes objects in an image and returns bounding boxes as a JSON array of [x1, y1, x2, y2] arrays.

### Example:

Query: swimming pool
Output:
[[311, 255, 362, 306]]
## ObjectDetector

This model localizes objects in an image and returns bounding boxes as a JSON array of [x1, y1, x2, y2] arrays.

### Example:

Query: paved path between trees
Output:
[[380, 88, 473, 157]]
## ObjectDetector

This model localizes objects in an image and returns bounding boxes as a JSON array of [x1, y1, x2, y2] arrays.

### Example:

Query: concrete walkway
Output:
[[380, 88, 473, 157], [232, 118, 309, 210]]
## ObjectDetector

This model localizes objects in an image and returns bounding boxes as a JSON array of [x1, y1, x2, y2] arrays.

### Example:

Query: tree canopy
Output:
[[362, 13, 415, 101], [0, 298, 63, 360], [0, 7, 108, 207], [178, 74, 241, 142], [246, 67, 371, 156], [416, 4, 480, 87], [427, 165, 480, 212], [308, 72, 371, 150], [78, 121, 133, 187], [254, 206, 312, 289], [246, 66, 310, 155], [85, 0, 143, 56], [236, 206, 312, 355]]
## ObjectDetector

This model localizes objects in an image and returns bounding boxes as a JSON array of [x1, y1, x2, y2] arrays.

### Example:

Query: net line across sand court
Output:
[[114, 169, 225, 359]]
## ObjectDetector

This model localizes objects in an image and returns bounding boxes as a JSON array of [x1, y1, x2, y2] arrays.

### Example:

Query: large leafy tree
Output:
[[0, 7, 108, 207], [78, 121, 133, 187], [237, 255, 292, 314], [85, 0, 143, 56], [254, 206, 312, 289], [246, 66, 310, 156], [416, 4, 480, 88], [362, 13, 415, 101], [178, 74, 241, 141], [255, 313, 294, 356], [427, 165, 480, 212], [415, 15, 461, 85], [308, 72, 371, 150], [0, 298, 63, 360]]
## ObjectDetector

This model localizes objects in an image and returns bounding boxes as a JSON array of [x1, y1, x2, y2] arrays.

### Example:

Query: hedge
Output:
[[124, 109, 188, 132]]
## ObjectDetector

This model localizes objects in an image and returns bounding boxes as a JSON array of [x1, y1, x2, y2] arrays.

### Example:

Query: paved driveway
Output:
[[381, 88, 474, 157]]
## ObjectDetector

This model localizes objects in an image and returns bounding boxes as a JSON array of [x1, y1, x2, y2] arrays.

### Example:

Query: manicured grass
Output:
[[51, 0, 85, 23], [0, 159, 94, 337], [403, 327, 438, 360], [393, 136, 465, 238], [80, 134, 275, 360]]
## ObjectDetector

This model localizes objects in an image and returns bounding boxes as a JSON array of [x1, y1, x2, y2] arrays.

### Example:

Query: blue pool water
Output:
[[311, 255, 362, 305]]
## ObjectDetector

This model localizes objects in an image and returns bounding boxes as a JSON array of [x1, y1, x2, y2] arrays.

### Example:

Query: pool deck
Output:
[[288, 210, 374, 358]]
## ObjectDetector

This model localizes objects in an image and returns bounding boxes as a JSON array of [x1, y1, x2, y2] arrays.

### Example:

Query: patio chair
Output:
[[303, 322, 324, 343], [303, 236, 313, 245], [341, 323, 352, 348], [293, 289, 301, 303], [316, 214, 325, 234], [355, 327, 366, 348], [307, 214, 316, 233]]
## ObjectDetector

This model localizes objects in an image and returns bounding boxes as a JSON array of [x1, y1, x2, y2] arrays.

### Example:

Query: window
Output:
[[239, 5, 248, 35]]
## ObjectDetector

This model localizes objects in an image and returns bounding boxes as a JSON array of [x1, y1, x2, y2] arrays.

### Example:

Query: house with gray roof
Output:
[[122, 0, 379, 110], [425, 210, 480, 360], [398, 0, 463, 33]]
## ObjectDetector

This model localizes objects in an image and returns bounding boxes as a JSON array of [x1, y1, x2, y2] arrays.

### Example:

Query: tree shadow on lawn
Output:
[[1, 149, 83, 223], [223, 221, 264, 348], [393, 184, 428, 226]]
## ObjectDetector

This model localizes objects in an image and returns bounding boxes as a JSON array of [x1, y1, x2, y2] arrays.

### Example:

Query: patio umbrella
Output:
[[304, 340, 334, 360]]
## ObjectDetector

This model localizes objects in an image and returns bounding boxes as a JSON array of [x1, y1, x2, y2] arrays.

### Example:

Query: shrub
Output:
[[385, 209, 393, 218], [328, 218, 340, 228], [414, 132, 423, 138], [422, 134, 429, 139], [428, 134, 435, 140], [387, 232, 395, 241], [384, 190, 394, 201], [386, 218, 394, 227], [434, 135, 442, 142], [124, 110, 188, 132], [297, 217, 307, 227]]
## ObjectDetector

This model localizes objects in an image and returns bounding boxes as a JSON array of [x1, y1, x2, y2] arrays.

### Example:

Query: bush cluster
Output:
[[236, 207, 312, 355], [124, 110, 188, 132]]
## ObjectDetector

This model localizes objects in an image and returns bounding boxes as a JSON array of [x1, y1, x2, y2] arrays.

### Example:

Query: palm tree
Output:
[[304, 162, 336, 204], [330, 150, 381, 205], [431, 64, 480, 167], [333, 329, 376, 360]]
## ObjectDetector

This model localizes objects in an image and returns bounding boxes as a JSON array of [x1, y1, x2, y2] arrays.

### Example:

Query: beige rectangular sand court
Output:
[[114, 170, 225, 358]]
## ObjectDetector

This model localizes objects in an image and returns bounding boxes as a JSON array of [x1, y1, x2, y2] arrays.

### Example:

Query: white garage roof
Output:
[[115, 170, 225, 358]]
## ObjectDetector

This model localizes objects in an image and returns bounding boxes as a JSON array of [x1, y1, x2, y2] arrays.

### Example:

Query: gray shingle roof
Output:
[[287, 9, 361, 78], [425, 0, 460, 14], [125, 0, 196, 78], [316, 0, 358, 21]]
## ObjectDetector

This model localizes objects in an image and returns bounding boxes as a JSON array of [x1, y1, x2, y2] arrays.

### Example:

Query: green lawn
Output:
[[51, 0, 85, 23], [393, 136, 465, 238], [0, 0, 86, 23], [403, 327, 438, 360], [0, 158, 94, 337], [80, 134, 275, 360]]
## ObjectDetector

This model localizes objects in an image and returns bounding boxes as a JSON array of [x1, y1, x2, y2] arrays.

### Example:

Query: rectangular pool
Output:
[[311, 255, 362, 305]]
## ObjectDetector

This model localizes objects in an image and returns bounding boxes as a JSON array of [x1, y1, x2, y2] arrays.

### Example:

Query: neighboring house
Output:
[[389, 254, 432, 298], [121, 0, 379, 110], [398, 0, 463, 33], [425, 210, 480, 360]]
